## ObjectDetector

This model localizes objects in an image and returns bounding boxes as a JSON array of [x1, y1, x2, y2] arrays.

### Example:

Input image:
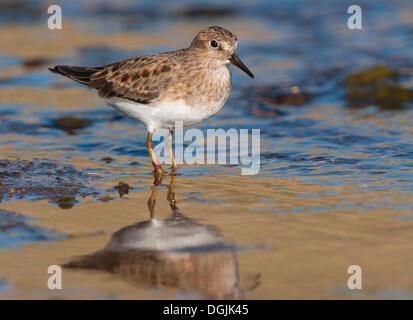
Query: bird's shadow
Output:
[[64, 175, 260, 299]]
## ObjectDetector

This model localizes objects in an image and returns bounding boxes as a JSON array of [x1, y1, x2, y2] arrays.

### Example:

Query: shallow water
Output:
[[0, 0, 412, 299]]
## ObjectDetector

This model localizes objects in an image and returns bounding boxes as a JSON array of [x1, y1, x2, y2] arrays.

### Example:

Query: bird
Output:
[[49, 26, 254, 176]]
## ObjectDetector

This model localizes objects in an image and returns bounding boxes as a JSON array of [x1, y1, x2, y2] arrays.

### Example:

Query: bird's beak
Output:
[[229, 53, 254, 78]]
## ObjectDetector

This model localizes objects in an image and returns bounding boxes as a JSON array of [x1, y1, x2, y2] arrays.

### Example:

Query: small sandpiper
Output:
[[50, 26, 254, 175]]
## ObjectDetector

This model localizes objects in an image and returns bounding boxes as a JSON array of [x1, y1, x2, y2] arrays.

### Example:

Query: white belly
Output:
[[106, 98, 224, 133]]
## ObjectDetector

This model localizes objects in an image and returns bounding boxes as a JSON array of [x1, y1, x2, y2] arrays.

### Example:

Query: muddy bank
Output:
[[0, 159, 100, 203]]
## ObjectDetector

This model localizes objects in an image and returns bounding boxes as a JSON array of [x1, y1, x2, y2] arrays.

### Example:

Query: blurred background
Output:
[[0, 0, 412, 299]]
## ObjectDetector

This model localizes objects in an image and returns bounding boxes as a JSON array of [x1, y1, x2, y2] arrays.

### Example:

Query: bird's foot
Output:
[[167, 166, 178, 176], [152, 163, 178, 175], [152, 162, 166, 185], [160, 167, 179, 176], [152, 162, 164, 173]]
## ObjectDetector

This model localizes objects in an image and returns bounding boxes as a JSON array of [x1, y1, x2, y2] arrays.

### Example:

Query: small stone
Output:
[[57, 196, 77, 209], [101, 157, 115, 163], [114, 182, 130, 197]]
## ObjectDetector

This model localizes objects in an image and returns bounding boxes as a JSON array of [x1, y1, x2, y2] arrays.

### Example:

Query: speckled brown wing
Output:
[[88, 53, 179, 105]]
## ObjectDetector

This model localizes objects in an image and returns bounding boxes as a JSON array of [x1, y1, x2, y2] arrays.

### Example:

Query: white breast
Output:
[[106, 97, 226, 133], [106, 65, 231, 132]]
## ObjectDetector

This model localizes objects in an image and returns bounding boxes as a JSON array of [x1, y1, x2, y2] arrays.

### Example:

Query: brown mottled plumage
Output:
[[90, 52, 181, 104], [49, 26, 254, 174]]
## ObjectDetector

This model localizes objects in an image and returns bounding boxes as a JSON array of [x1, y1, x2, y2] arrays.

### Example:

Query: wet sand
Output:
[[1, 170, 412, 299]]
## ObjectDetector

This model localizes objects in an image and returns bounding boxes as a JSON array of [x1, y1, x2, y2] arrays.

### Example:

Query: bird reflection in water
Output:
[[65, 175, 246, 299]]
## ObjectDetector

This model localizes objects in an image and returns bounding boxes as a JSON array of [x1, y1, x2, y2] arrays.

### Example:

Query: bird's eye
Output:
[[210, 40, 219, 48]]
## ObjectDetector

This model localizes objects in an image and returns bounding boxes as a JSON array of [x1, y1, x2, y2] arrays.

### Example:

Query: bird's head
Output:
[[190, 26, 254, 78]]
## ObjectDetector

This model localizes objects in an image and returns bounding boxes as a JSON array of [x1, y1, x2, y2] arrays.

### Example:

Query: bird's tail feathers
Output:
[[49, 65, 103, 85]]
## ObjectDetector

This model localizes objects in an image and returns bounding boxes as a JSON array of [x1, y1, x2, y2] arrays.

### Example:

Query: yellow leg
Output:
[[147, 174, 176, 220], [167, 175, 177, 210], [165, 131, 177, 173], [147, 184, 158, 219], [145, 132, 164, 175]]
